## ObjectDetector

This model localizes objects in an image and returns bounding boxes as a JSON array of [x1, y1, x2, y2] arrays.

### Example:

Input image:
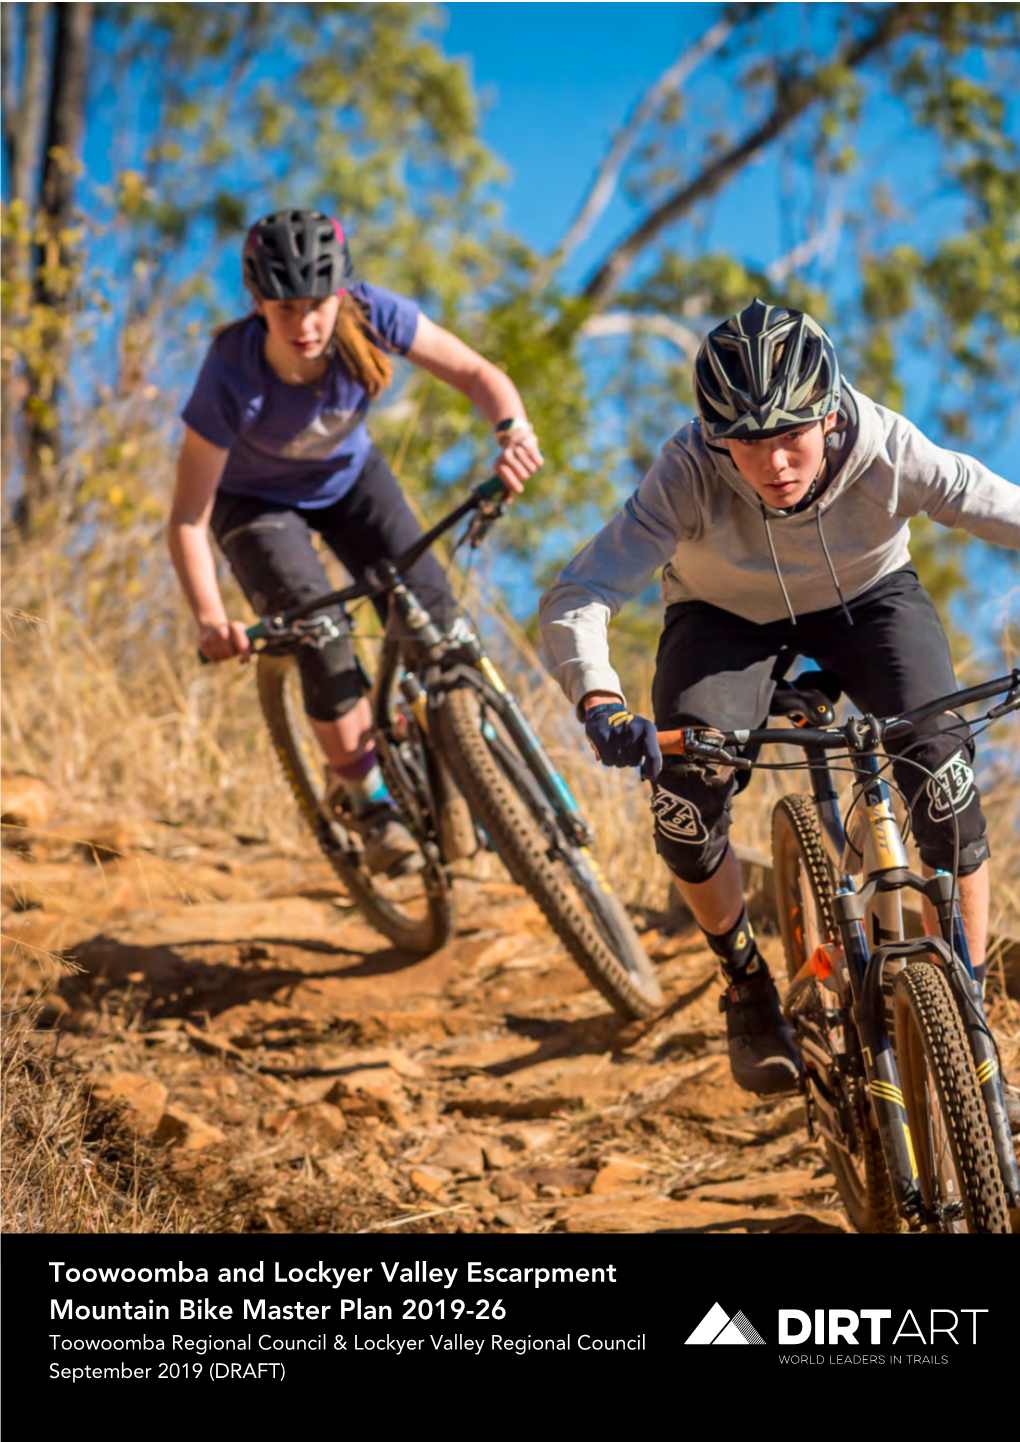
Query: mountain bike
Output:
[[657, 669, 1020, 1233], [210, 477, 661, 1019]]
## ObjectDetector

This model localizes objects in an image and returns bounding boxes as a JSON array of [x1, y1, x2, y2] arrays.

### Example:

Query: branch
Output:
[[765, 202, 845, 283], [581, 2, 914, 312], [580, 309, 700, 360], [550, 6, 747, 271]]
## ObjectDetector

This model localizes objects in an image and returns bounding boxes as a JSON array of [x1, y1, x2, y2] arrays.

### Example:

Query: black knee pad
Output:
[[889, 723, 990, 877], [298, 632, 366, 723], [650, 762, 735, 883]]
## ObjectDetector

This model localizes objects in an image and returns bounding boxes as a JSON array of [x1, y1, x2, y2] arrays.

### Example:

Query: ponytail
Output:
[[332, 291, 393, 397]]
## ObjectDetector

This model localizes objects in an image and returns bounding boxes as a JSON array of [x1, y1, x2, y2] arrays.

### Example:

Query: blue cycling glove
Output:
[[584, 703, 662, 782]]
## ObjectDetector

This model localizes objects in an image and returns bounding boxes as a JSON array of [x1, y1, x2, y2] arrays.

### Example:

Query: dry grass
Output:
[[0, 983, 193, 1233]]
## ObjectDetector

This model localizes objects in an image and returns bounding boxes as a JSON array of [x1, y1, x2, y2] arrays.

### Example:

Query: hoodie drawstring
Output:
[[759, 504, 855, 628], [760, 506, 797, 626], [814, 509, 854, 627]]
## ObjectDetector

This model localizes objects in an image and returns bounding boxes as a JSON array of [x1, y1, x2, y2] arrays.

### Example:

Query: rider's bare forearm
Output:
[[168, 521, 229, 628], [461, 361, 530, 429], [406, 317, 531, 428]]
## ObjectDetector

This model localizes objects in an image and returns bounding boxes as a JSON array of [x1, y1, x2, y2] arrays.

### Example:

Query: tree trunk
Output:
[[10, 4, 52, 210], [2, 5, 52, 529], [20, 2, 93, 534]]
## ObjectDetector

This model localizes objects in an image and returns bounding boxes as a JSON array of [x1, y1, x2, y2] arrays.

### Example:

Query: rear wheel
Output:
[[772, 794, 900, 1233], [257, 654, 454, 954], [893, 964, 1010, 1233], [432, 683, 661, 1019]]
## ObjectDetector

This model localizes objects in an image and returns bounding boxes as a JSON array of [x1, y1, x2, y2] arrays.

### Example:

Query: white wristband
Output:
[[494, 417, 535, 448]]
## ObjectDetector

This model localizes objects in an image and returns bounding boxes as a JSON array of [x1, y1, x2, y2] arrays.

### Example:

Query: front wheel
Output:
[[772, 793, 900, 1234], [257, 654, 454, 955], [432, 683, 662, 1019], [892, 964, 1010, 1234]]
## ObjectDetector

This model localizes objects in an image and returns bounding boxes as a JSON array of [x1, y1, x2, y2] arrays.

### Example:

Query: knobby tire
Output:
[[892, 964, 1010, 1234], [772, 793, 900, 1234], [433, 684, 661, 1019], [257, 654, 453, 955]]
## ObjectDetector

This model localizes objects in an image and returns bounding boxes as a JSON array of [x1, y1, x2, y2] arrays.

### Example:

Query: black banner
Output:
[[4, 1230, 1015, 1399]]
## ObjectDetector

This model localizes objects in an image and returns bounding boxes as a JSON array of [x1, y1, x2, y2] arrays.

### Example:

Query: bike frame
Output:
[[797, 738, 1020, 1220], [368, 565, 637, 954], [248, 479, 625, 935]]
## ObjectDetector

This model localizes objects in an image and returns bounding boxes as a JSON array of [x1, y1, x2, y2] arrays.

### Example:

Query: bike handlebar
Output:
[[656, 669, 1020, 767], [198, 476, 509, 663]]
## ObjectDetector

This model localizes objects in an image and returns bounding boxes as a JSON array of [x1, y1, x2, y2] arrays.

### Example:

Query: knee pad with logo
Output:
[[650, 763, 734, 883], [889, 725, 989, 877]]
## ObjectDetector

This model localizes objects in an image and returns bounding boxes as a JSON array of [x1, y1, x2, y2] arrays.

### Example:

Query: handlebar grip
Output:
[[656, 728, 689, 756], [476, 476, 508, 502], [197, 620, 265, 665]]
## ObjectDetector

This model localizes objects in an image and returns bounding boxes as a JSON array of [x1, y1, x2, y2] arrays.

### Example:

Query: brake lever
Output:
[[987, 685, 1020, 721], [464, 499, 505, 549], [690, 745, 752, 772]]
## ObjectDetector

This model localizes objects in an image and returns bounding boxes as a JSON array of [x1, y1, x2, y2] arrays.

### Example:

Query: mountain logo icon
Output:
[[684, 1302, 765, 1345]]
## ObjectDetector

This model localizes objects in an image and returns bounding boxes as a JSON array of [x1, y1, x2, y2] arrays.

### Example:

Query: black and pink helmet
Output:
[[242, 209, 355, 300]]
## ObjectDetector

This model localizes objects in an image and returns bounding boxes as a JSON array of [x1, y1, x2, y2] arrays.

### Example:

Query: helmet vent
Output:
[[694, 299, 840, 441], [242, 209, 356, 300]]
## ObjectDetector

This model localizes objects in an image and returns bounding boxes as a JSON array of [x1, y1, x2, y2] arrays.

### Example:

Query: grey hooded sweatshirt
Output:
[[539, 384, 1020, 712]]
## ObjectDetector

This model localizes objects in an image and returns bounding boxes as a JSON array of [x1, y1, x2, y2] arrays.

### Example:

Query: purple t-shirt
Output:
[[181, 281, 420, 508]]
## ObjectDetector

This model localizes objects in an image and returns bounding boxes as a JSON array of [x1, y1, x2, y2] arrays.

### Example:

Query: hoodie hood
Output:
[[643, 380, 909, 627], [704, 386, 871, 625]]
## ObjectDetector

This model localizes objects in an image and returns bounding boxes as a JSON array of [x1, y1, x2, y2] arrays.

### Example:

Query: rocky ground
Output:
[[3, 774, 1017, 1235]]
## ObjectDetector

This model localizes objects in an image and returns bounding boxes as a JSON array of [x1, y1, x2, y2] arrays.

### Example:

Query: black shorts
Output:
[[650, 567, 989, 880], [211, 447, 457, 721]]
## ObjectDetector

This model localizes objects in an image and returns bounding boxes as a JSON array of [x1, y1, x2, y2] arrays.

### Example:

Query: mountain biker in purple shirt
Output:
[[540, 299, 1019, 1105], [169, 209, 543, 875]]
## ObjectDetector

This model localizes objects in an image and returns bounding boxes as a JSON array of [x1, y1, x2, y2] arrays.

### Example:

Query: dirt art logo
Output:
[[926, 755, 976, 823], [651, 790, 709, 844], [685, 1303, 765, 1345]]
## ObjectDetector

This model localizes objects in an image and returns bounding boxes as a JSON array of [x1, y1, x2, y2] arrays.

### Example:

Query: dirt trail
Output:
[[4, 800, 1017, 1235]]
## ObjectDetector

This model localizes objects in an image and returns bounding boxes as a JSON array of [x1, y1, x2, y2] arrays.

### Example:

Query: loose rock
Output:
[[153, 1107, 226, 1150], [90, 1073, 168, 1136]]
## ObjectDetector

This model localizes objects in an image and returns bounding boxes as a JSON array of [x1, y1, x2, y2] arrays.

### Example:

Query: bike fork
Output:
[[833, 891, 923, 1221]]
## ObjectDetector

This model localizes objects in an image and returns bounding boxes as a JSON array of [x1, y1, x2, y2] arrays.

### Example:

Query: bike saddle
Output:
[[770, 670, 841, 728]]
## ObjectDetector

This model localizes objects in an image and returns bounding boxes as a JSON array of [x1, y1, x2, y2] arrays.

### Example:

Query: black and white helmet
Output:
[[242, 209, 355, 301], [694, 298, 840, 440]]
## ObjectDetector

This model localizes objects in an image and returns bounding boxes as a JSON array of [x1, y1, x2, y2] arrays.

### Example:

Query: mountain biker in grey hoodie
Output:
[[539, 298, 1020, 1098]]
